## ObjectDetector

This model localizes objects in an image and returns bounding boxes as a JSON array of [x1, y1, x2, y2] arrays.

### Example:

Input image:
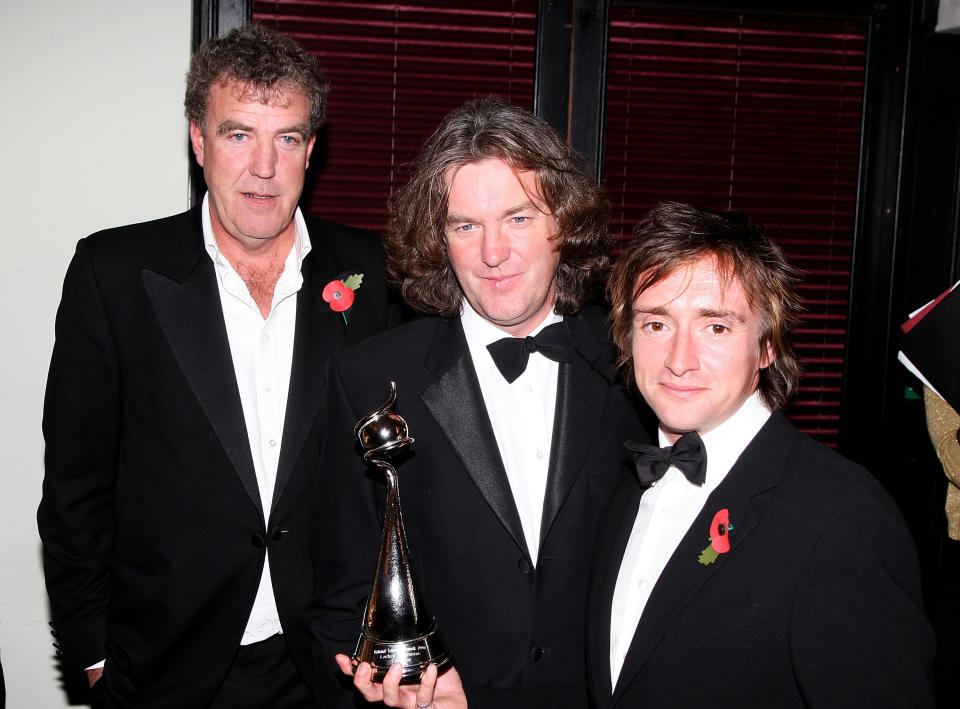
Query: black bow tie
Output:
[[486, 322, 574, 383], [624, 431, 707, 487]]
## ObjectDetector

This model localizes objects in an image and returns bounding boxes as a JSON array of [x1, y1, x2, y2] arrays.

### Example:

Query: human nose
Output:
[[248, 140, 277, 179], [664, 328, 698, 376], [480, 225, 509, 267]]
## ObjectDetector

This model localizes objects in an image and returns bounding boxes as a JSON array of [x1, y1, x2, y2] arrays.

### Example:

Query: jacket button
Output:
[[251, 533, 266, 548], [530, 646, 547, 662], [517, 558, 531, 574], [268, 527, 284, 542]]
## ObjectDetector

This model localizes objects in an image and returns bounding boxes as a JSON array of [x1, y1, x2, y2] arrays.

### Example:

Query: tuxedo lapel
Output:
[[420, 318, 528, 557], [539, 313, 618, 545], [590, 481, 644, 705], [141, 212, 262, 518], [611, 413, 792, 703], [272, 249, 351, 513]]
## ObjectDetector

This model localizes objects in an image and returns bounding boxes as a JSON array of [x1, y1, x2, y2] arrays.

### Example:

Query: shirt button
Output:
[[536, 450, 544, 460], [524, 385, 533, 394], [269, 439, 278, 447], [263, 333, 270, 341]]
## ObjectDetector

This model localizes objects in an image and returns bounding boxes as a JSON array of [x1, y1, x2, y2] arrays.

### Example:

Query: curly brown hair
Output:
[[386, 97, 610, 317], [184, 24, 328, 136], [607, 202, 804, 411]]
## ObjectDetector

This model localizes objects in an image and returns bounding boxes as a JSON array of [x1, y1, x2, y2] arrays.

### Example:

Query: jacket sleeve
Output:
[[306, 358, 386, 707], [789, 502, 936, 707], [37, 239, 120, 672]]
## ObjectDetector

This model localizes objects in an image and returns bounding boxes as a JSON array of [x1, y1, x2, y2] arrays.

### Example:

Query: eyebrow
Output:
[[445, 200, 540, 226], [635, 305, 747, 323], [216, 120, 252, 136], [216, 120, 309, 138]]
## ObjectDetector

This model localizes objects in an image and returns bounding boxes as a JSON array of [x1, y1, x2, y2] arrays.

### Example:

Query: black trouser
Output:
[[208, 634, 314, 709], [90, 634, 315, 709]]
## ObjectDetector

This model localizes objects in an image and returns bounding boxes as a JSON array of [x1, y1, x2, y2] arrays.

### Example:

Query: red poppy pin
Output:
[[323, 273, 363, 324], [698, 508, 734, 565]]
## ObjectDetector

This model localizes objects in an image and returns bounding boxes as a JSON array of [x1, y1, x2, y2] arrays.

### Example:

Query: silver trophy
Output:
[[352, 381, 452, 683]]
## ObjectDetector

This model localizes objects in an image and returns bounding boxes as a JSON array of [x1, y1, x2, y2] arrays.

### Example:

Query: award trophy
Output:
[[352, 381, 453, 683]]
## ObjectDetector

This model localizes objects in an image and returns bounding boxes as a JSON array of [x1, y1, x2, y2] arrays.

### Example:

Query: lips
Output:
[[481, 273, 520, 287], [241, 191, 275, 201], [659, 383, 706, 397]]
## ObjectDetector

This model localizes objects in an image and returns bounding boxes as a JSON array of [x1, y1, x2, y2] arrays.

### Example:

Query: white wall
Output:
[[0, 1, 191, 705], [938, 0, 960, 33]]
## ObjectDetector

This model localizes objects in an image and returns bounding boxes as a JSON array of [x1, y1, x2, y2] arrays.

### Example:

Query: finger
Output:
[[414, 664, 438, 708], [353, 662, 385, 702], [380, 662, 406, 706], [335, 654, 355, 676]]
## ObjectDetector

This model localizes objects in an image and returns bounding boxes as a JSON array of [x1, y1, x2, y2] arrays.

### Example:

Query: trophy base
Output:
[[352, 627, 453, 684]]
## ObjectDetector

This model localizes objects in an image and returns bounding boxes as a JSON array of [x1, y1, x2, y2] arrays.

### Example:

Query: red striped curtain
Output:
[[254, 0, 537, 233], [605, 6, 867, 446]]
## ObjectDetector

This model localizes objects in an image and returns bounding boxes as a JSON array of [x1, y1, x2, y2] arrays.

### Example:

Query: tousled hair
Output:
[[606, 201, 804, 410], [185, 24, 328, 136], [386, 97, 610, 316]]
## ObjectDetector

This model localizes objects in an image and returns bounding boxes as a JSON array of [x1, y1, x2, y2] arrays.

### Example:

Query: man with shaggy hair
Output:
[[39, 24, 398, 708], [311, 97, 649, 708], [587, 201, 935, 706]]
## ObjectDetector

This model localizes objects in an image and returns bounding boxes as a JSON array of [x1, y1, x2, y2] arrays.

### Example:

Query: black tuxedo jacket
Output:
[[310, 309, 650, 709], [587, 412, 936, 708], [38, 206, 400, 708]]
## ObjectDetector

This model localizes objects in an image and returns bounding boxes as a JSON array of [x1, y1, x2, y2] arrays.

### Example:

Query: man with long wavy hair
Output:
[[311, 97, 650, 708]]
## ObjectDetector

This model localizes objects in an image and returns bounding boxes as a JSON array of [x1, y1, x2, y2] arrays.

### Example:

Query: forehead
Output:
[[206, 79, 309, 118], [634, 256, 756, 317], [444, 159, 542, 208]]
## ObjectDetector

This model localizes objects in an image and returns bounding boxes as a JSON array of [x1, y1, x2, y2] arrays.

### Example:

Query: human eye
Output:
[[511, 215, 529, 224], [641, 320, 666, 334], [454, 223, 476, 234], [228, 132, 247, 143], [278, 134, 301, 148], [708, 323, 729, 335]]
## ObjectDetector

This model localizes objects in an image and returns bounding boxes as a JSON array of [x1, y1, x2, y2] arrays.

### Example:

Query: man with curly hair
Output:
[[310, 97, 650, 708], [38, 25, 399, 708]]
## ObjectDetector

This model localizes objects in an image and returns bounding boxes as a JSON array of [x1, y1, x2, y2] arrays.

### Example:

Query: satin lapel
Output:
[[611, 413, 791, 702], [420, 318, 528, 557], [271, 251, 348, 513], [590, 481, 644, 706], [539, 314, 616, 545], [141, 216, 262, 518]]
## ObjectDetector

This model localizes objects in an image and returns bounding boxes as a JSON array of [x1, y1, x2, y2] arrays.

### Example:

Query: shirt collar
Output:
[[657, 391, 771, 487], [459, 298, 563, 350]]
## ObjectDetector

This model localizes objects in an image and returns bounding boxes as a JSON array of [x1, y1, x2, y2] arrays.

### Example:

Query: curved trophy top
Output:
[[354, 381, 414, 462]]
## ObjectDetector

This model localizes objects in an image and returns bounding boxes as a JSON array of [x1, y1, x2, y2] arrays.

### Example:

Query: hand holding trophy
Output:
[[351, 381, 453, 683]]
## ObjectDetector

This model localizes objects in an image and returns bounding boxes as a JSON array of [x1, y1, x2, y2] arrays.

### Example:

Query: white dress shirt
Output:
[[85, 197, 310, 670], [459, 302, 561, 564], [609, 392, 771, 685], [202, 193, 311, 645]]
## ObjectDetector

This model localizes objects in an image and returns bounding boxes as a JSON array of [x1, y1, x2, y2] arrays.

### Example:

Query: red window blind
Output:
[[253, 0, 536, 233], [605, 6, 867, 446]]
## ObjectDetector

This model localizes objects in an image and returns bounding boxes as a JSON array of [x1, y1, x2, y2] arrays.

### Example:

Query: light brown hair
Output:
[[607, 202, 804, 410]]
